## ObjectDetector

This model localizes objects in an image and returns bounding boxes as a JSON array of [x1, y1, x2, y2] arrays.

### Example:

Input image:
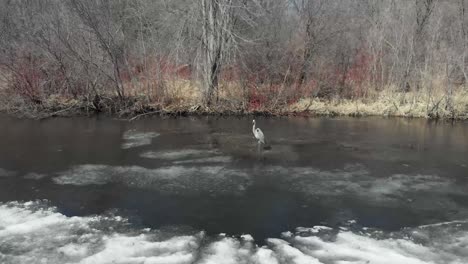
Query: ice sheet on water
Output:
[[296, 226, 333, 234], [0, 168, 15, 177], [241, 234, 254, 241], [266, 164, 464, 206], [53, 164, 111, 185], [368, 174, 453, 195], [53, 164, 250, 195], [199, 237, 246, 264], [23, 172, 47, 180], [141, 148, 232, 166], [51, 162, 466, 208], [121, 130, 160, 149], [1, 201, 467, 264], [268, 238, 323, 264], [140, 149, 220, 160], [264, 163, 370, 196], [174, 156, 232, 164]]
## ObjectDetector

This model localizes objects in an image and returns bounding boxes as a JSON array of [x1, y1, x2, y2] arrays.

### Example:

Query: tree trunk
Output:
[[200, 0, 231, 106]]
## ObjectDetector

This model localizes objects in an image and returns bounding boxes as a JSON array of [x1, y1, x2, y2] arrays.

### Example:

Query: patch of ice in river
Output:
[[53, 164, 250, 195], [173, 156, 232, 164], [296, 226, 333, 234], [264, 163, 370, 196], [268, 238, 323, 264], [0, 168, 15, 177], [140, 149, 220, 160], [51, 162, 466, 207], [57, 243, 89, 258], [1, 201, 467, 264], [419, 220, 468, 229], [121, 130, 160, 149], [23, 172, 47, 180], [252, 247, 279, 264], [79, 234, 198, 264], [53, 164, 111, 185], [268, 164, 461, 202], [199, 237, 247, 264], [369, 174, 452, 195], [241, 234, 254, 241]]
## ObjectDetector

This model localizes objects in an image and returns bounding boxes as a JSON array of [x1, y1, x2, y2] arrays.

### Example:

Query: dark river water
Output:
[[0, 115, 467, 264]]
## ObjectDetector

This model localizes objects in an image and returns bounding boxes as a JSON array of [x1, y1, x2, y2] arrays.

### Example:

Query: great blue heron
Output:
[[252, 119, 265, 144]]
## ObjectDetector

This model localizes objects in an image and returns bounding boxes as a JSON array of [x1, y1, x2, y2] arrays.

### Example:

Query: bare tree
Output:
[[459, 0, 468, 87], [68, 0, 131, 100], [0, 0, 467, 114], [199, 0, 234, 106]]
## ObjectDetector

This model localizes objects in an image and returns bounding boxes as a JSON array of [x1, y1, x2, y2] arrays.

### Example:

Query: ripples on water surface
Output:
[[0, 116, 467, 263]]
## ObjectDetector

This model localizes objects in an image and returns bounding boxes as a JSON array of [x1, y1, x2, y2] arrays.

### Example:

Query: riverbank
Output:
[[1, 88, 468, 120]]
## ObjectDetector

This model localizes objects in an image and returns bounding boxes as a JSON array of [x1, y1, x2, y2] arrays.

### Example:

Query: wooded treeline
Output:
[[0, 0, 467, 115]]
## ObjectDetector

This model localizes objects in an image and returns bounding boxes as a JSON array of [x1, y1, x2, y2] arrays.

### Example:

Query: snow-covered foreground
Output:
[[1, 201, 466, 264]]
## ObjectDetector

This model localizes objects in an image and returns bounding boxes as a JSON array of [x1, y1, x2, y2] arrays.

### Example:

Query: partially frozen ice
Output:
[[122, 131, 160, 149], [53, 164, 250, 195], [140, 149, 219, 160], [0, 168, 15, 177], [1, 201, 466, 264]]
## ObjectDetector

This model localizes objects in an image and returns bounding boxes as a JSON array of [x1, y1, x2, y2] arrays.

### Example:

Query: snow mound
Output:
[[1, 201, 467, 264]]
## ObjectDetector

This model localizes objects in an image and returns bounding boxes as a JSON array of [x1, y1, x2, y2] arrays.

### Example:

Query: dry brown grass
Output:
[[164, 79, 202, 104], [2, 71, 468, 120], [290, 87, 468, 119]]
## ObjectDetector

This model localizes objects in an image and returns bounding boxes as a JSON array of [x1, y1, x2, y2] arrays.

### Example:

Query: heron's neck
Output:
[[252, 123, 255, 134]]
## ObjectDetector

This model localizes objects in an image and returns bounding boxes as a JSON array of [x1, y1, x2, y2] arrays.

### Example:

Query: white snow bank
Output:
[[1, 201, 467, 264], [0, 201, 201, 264]]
